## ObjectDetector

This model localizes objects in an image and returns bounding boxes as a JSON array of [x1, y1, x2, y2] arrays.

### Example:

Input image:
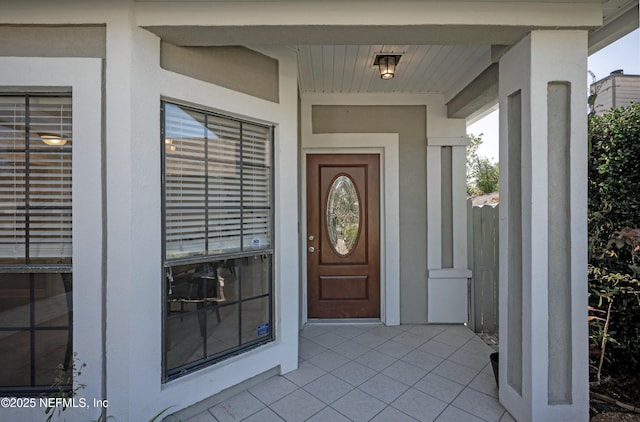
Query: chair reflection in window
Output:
[[167, 262, 227, 337]]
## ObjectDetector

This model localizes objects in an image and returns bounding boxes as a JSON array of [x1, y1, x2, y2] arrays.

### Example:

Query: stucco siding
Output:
[[0, 25, 106, 58], [160, 42, 279, 103]]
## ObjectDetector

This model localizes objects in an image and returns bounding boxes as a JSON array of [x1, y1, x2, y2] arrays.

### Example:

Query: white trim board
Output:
[[302, 133, 400, 326]]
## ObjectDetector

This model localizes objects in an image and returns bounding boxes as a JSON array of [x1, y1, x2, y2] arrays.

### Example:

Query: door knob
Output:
[[308, 246, 316, 253]]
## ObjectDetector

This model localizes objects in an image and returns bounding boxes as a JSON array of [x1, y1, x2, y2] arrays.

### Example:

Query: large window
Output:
[[162, 101, 274, 380], [0, 94, 73, 395]]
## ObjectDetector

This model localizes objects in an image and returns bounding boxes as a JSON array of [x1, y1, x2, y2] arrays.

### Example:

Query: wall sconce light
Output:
[[374, 54, 402, 80], [41, 135, 68, 146]]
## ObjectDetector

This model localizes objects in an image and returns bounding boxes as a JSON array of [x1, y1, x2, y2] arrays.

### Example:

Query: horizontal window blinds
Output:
[[0, 95, 72, 264], [164, 103, 272, 261]]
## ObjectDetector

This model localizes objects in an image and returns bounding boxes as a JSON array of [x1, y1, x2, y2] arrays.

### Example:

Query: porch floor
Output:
[[176, 324, 514, 422]]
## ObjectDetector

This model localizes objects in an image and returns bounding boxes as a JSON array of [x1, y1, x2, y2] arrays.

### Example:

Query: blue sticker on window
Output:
[[257, 323, 269, 336]]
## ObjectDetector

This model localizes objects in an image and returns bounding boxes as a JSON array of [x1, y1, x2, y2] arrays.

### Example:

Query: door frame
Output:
[[301, 133, 400, 326]]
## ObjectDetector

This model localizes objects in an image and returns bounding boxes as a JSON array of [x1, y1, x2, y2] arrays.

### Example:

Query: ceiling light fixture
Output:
[[41, 135, 68, 146], [374, 54, 402, 80]]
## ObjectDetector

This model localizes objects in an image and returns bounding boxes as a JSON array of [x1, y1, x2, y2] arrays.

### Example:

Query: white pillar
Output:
[[426, 103, 472, 323], [498, 30, 589, 422]]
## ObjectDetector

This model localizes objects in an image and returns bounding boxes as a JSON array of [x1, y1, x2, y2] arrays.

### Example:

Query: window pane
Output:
[[0, 97, 25, 151], [34, 329, 71, 386], [0, 330, 31, 387], [243, 165, 270, 208], [206, 303, 239, 357], [243, 210, 271, 250], [0, 274, 30, 327], [208, 211, 242, 254], [241, 297, 270, 344], [207, 116, 241, 164], [166, 310, 205, 370], [208, 161, 241, 208], [166, 209, 206, 259], [28, 97, 72, 151], [34, 273, 71, 328], [242, 124, 270, 168], [241, 254, 271, 299]]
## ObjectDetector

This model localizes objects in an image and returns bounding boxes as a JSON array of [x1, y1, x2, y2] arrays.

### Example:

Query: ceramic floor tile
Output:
[[209, 391, 265, 422], [370, 406, 420, 422], [413, 372, 465, 404], [468, 370, 499, 398], [299, 340, 328, 360], [358, 373, 410, 404], [392, 331, 428, 348], [325, 325, 370, 339], [308, 349, 351, 372], [452, 388, 505, 422], [442, 325, 477, 339], [432, 360, 479, 386], [352, 332, 389, 348], [242, 407, 285, 422], [367, 325, 404, 339], [306, 406, 352, 422], [303, 373, 354, 404], [431, 332, 471, 348], [248, 376, 298, 405], [435, 405, 486, 422], [331, 360, 377, 386], [311, 332, 349, 349], [376, 340, 414, 359], [300, 325, 328, 339], [419, 339, 458, 359], [185, 411, 217, 422], [354, 349, 397, 372], [331, 389, 386, 422], [500, 411, 517, 421], [270, 389, 326, 422], [381, 360, 429, 386], [448, 348, 492, 371], [391, 388, 448, 422], [407, 325, 445, 339], [400, 349, 444, 371], [332, 339, 371, 359], [283, 360, 326, 387]]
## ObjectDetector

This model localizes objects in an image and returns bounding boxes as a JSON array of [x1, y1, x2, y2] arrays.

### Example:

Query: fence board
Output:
[[468, 201, 499, 335]]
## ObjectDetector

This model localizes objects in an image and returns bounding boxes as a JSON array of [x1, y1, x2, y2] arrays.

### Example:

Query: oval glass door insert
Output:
[[326, 175, 360, 255]]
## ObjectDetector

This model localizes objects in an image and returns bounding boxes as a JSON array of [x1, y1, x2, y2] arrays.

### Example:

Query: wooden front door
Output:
[[306, 154, 380, 318]]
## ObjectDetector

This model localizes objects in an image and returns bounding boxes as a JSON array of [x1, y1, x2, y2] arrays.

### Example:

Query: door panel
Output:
[[307, 154, 380, 318]]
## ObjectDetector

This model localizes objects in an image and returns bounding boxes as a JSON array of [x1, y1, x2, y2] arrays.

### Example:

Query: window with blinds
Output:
[[0, 95, 72, 265], [163, 103, 272, 261], [0, 93, 73, 395], [162, 101, 274, 380]]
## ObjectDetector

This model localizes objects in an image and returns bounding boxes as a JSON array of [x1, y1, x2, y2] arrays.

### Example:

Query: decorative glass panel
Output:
[[326, 175, 360, 256]]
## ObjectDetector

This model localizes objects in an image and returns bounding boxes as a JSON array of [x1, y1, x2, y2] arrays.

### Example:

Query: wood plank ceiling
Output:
[[296, 44, 490, 95]]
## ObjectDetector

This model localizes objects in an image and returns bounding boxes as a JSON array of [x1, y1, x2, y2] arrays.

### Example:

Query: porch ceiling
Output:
[[295, 44, 491, 97]]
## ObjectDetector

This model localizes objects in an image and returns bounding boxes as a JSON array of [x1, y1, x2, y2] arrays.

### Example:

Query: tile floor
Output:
[[174, 324, 515, 422]]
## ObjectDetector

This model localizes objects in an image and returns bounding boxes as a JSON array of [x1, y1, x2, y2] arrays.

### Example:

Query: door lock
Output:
[[308, 246, 316, 253]]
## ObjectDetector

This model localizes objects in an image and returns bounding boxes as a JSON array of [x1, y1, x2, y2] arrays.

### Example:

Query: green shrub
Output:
[[588, 103, 640, 374]]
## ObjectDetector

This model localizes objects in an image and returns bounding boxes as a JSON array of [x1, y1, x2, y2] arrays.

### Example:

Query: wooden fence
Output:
[[467, 201, 499, 335]]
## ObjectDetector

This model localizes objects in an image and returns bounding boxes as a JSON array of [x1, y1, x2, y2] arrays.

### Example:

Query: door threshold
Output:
[[306, 318, 382, 326]]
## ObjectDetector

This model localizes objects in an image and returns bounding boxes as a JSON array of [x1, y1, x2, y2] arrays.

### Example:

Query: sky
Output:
[[467, 28, 640, 161]]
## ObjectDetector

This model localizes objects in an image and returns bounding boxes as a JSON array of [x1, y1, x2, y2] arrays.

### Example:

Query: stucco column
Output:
[[426, 104, 471, 323], [498, 30, 589, 422]]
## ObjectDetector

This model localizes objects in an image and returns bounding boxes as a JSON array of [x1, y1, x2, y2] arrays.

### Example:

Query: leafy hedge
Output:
[[588, 103, 640, 375]]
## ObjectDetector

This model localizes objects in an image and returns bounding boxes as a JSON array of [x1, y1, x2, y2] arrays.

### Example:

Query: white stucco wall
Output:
[[103, 24, 299, 422]]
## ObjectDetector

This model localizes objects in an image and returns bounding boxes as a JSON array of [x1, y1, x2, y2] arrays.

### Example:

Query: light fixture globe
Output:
[[41, 135, 68, 146], [374, 54, 402, 80]]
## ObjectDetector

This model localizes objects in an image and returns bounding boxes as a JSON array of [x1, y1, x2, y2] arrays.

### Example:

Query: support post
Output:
[[498, 30, 589, 422]]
